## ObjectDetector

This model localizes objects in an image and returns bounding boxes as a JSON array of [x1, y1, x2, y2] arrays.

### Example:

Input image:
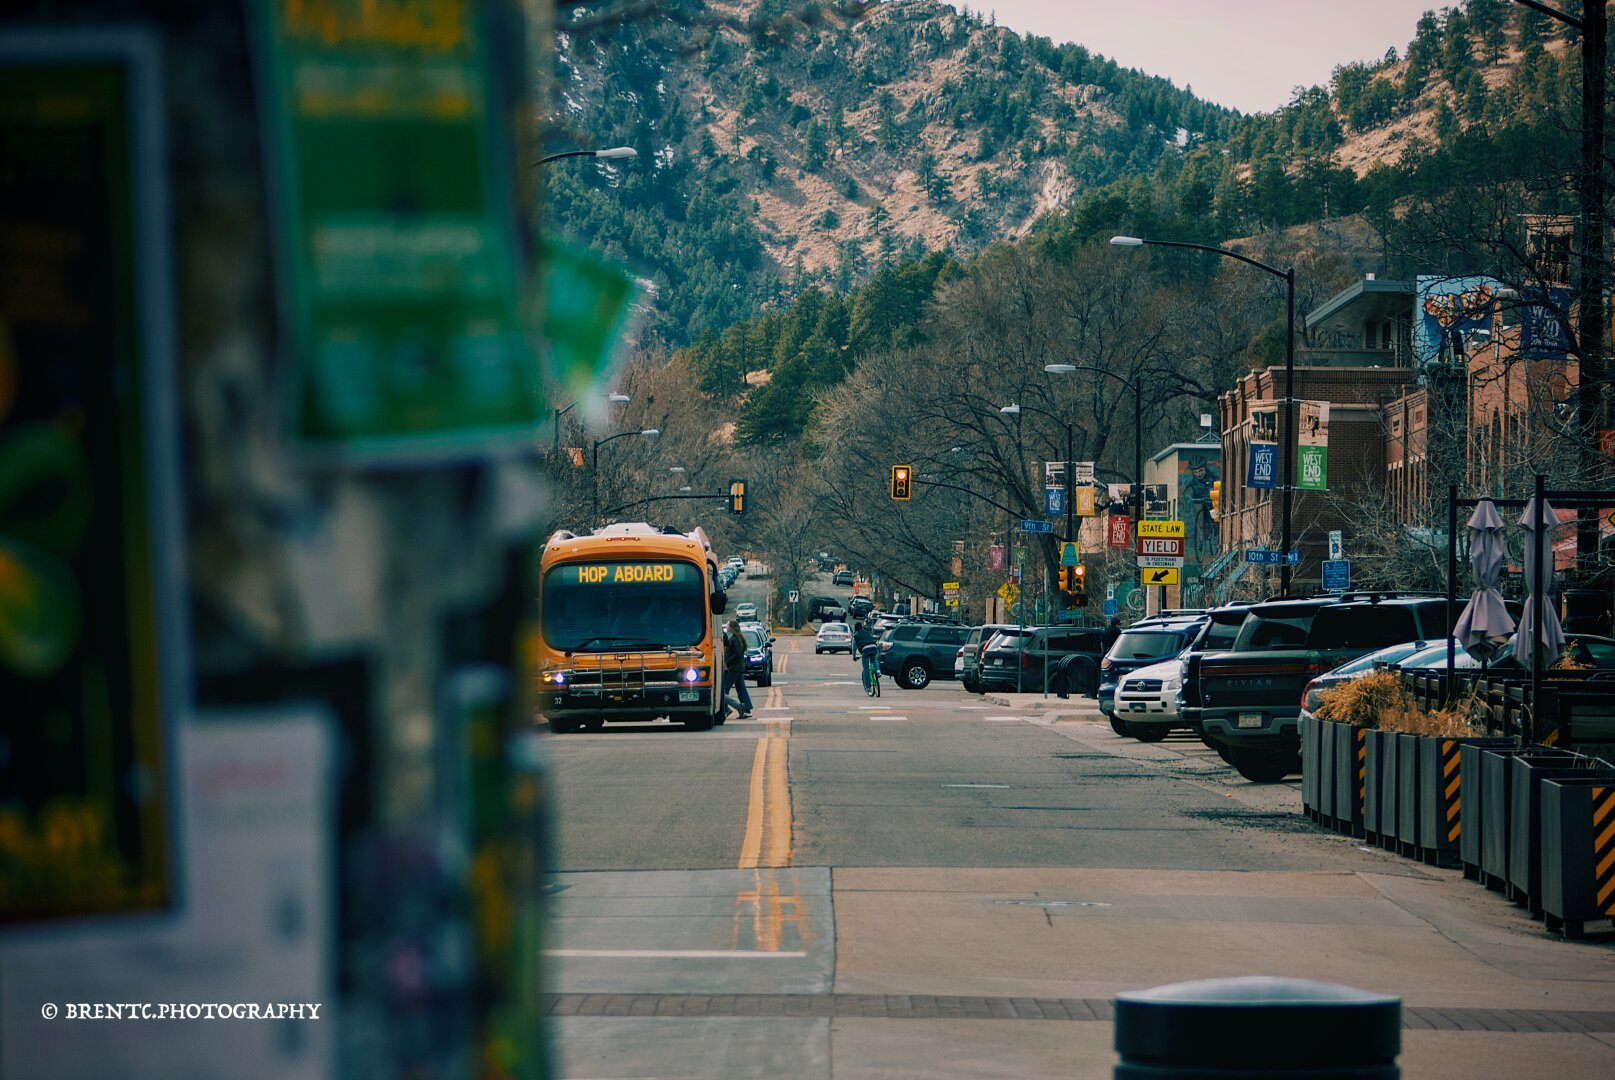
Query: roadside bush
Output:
[[1314, 669, 1482, 737]]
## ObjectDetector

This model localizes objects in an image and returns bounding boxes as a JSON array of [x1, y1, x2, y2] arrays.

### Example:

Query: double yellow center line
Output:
[[739, 689, 791, 869]]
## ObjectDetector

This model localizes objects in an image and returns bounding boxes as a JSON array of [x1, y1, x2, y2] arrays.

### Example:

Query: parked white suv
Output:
[[1113, 659, 1184, 742]]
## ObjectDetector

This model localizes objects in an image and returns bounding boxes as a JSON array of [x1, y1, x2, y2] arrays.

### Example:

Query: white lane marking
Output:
[[984, 716, 1027, 722], [858, 706, 892, 711], [956, 705, 991, 710], [942, 783, 1010, 789], [760, 706, 791, 711], [729, 717, 791, 724], [868, 715, 907, 721], [545, 949, 808, 960]]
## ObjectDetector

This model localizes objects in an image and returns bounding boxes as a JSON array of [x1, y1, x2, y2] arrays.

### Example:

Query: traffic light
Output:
[[728, 478, 747, 515], [1071, 563, 1088, 606], [1209, 480, 1223, 521], [890, 464, 912, 501], [1058, 567, 1072, 592]]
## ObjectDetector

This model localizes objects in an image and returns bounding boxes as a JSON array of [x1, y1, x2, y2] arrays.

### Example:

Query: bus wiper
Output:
[[572, 636, 674, 652]]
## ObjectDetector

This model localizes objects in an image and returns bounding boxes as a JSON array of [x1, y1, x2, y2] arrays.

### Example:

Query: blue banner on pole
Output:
[[1246, 442, 1278, 489], [1045, 486, 1065, 515]]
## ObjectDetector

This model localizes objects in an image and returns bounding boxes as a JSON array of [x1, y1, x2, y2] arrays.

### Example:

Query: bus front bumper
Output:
[[539, 685, 714, 715]]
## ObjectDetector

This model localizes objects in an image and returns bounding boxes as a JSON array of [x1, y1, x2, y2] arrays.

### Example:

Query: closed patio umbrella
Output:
[[1453, 499, 1514, 660], [1512, 495, 1564, 670]]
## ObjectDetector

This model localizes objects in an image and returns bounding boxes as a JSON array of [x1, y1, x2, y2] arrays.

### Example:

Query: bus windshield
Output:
[[542, 559, 707, 652]]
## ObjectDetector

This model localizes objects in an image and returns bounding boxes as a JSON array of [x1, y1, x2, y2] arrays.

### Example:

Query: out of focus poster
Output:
[[0, 34, 183, 924], [254, 0, 543, 458]]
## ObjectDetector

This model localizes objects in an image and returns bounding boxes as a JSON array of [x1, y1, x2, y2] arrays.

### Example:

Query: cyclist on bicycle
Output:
[[852, 620, 878, 674]]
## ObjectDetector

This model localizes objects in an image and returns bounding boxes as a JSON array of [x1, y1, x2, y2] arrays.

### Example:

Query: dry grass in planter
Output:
[[1314, 669, 1484, 737]]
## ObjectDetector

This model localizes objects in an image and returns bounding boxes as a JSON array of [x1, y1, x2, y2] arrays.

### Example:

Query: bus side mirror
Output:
[[711, 589, 727, 615]]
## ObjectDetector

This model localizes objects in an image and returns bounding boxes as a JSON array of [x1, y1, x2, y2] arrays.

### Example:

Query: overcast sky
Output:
[[955, 1, 1437, 114]]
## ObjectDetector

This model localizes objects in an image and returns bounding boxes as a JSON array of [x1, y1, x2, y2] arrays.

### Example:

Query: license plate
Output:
[[1131, 702, 1148, 712], [1238, 712, 1264, 729], [679, 690, 698, 702], [990, 659, 1004, 667]]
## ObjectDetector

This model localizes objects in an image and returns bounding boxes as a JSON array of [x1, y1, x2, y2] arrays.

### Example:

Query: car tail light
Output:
[[1021, 651, 1034, 668], [956, 648, 965, 659], [1100, 657, 1112, 671]]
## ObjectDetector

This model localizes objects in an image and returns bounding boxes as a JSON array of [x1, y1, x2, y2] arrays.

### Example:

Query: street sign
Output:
[[1136, 520, 1185, 539], [1140, 566, 1180, 586], [997, 582, 1020, 605], [943, 580, 960, 595], [1137, 556, 1185, 568], [1106, 583, 1116, 601], [788, 590, 799, 603], [1245, 549, 1301, 565], [1060, 542, 1079, 567], [1136, 536, 1185, 557], [945, 598, 960, 607], [1103, 598, 1119, 617], [1019, 519, 1054, 534], [1321, 560, 1351, 592], [1328, 529, 1344, 561]]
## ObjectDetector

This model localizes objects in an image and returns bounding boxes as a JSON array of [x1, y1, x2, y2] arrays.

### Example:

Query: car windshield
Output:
[[821, 623, 848, 633], [1196, 619, 1243, 652], [743, 627, 768, 648], [1400, 641, 1485, 669], [1234, 604, 1326, 650], [1110, 630, 1188, 661], [542, 559, 706, 651], [1327, 641, 1427, 676], [1307, 606, 1423, 651]]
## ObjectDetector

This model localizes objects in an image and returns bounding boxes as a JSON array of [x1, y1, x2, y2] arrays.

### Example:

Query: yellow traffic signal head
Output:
[[890, 464, 913, 500], [728, 478, 747, 515]]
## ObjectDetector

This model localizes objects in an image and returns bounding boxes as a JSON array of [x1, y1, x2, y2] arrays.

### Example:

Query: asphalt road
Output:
[[539, 567, 1615, 1079]]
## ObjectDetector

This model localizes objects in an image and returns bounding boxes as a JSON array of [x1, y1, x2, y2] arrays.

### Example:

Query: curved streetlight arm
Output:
[[537, 147, 638, 165], [1512, 0, 1581, 28], [1111, 236, 1286, 283]]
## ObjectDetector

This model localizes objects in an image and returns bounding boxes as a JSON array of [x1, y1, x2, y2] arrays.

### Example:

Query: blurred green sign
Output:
[[257, 0, 542, 457], [544, 240, 640, 403]]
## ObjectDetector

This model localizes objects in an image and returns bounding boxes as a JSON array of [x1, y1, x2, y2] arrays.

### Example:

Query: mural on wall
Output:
[[1414, 275, 1499, 367], [1178, 452, 1222, 561]]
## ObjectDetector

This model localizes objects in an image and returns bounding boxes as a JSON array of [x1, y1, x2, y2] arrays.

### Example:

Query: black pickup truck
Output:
[[1192, 594, 1452, 782]]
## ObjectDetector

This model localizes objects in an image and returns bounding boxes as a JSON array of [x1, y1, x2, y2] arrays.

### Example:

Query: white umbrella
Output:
[[1453, 499, 1514, 660], [1512, 496, 1564, 670]]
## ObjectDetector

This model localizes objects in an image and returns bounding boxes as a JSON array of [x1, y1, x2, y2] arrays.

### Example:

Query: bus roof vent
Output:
[[592, 522, 659, 537], [546, 529, 577, 545]]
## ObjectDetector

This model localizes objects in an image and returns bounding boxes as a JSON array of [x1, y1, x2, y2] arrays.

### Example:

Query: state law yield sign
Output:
[[1136, 519, 1185, 539], [1136, 535, 1184, 558]]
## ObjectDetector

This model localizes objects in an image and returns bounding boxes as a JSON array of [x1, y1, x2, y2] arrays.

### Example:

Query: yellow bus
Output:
[[536, 522, 729, 732]]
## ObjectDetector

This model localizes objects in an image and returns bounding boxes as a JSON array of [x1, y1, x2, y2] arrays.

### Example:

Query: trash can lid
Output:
[[1115, 977, 1401, 1069]]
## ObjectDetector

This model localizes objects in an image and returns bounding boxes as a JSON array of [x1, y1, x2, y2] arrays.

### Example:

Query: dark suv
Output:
[[1197, 593, 1448, 781], [1097, 619, 1207, 720], [978, 626, 1105, 693], [878, 622, 972, 689]]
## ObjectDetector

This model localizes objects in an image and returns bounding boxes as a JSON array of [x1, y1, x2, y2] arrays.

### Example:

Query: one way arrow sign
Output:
[[1141, 567, 1180, 586]]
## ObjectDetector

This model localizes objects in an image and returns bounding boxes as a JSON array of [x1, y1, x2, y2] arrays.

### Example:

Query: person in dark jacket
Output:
[[1102, 616, 1122, 653], [722, 618, 753, 719]]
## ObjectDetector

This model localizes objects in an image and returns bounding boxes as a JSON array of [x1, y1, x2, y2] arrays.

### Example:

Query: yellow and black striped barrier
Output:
[[1540, 778, 1615, 939]]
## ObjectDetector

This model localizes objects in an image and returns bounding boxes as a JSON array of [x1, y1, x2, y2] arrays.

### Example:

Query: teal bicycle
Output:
[[860, 645, 881, 697]]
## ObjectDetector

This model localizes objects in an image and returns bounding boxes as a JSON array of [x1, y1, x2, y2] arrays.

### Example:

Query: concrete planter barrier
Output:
[[1301, 715, 1319, 818], [1480, 746, 1531, 892], [1376, 732, 1401, 852], [1460, 739, 1517, 881], [1333, 723, 1369, 836], [1540, 776, 1615, 939], [1508, 750, 1603, 917], [1396, 732, 1422, 858], [1318, 720, 1338, 828], [1364, 730, 1391, 845], [1418, 736, 1514, 868]]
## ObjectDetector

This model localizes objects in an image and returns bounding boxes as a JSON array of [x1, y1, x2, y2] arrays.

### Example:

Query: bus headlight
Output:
[[683, 667, 700, 683], [542, 669, 568, 686]]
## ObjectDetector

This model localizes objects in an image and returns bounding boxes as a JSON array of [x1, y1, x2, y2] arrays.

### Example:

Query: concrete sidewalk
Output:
[[982, 690, 1104, 722]]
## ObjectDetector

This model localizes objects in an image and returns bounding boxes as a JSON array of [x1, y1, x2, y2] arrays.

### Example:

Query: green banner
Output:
[[1297, 445, 1328, 490], [543, 240, 640, 403], [257, 1, 541, 457]]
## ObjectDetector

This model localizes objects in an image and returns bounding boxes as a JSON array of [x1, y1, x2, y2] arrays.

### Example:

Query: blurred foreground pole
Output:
[[1114, 977, 1401, 1078], [1, 3, 556, 1077]]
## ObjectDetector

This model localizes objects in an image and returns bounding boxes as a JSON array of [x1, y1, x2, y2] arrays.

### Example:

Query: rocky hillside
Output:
[[545, 0, 1586, 347]]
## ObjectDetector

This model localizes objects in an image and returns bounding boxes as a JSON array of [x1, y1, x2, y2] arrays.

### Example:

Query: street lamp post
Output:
[[592, 427, 660, 519], [553, 391, 630, 452], [1043, 363, 1145, 538], [1000, 402, 1075, 620], [1112, 236, 1296, 593], [536, 146, 638, 166]]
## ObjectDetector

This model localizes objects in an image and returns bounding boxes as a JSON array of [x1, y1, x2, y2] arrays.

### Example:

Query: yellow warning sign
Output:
[[1140, 566, 1180, 586], [1136, 520, 1185, 538]]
